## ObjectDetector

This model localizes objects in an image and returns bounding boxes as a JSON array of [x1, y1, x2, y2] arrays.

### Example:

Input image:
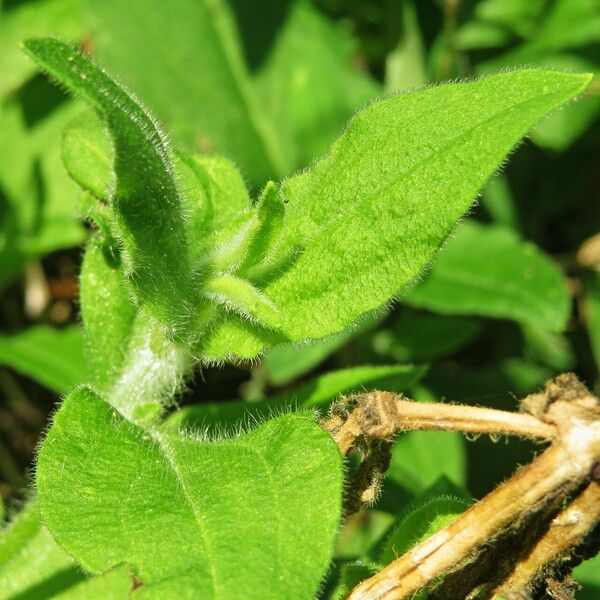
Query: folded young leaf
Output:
[[80, 239, 193, 420], [0, 326, 85, 394], [404, 221, 570, 331], [258, 69, 589, 343], [62, 110, 113, 201], [24, 38, 195, 341], [37, 387, 344, 599], [79, 238, 135, 392]]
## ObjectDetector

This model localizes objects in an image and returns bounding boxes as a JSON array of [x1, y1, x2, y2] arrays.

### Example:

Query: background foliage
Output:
[[0, 0, 599, 598]]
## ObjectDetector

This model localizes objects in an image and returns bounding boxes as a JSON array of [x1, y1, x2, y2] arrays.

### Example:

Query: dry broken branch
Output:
[[322, 374, 600, 600]]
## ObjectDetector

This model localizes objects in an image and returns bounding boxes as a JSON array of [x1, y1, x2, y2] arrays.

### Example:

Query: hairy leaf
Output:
[[0, 326, 85, 393], [262, 70, 589, 342], [38, 387, 343, 599], [25, 38, 196, 340], [405, 221, 570, 331], [202, 69, 590, 360], [62, 110, 113, 201]]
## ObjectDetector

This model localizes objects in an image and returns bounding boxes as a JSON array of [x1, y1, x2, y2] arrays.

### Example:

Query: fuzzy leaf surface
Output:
[[25, 38, 195, 340], [379, 496, 470, 564], [201, 69, 590, 359], [261, 69, 590, 342], [405, 221, 570, 331], [37, 387, 343, 599]]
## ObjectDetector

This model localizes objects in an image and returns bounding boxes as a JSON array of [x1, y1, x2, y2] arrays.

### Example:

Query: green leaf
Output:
[[258, 70, 589, 343], [379, 496, 470, 565], [0, 0, 83, 98], [385, 0, 427, 92], [79, 238, 135, 392], [0, 95, 84, 290], [583, 272, 600, 371], [404, 222, 570, 332], [24, 38, 197, 341], [0, 325, 85, 393], [255, 0, 380, 167], [573, 554, 600, 600], [37, 387, 343, 599], [521, 323, 575, 371], [164, 363, 426, 433], [54, 566, 130, 600], [264, 309, 386, 385], [0, 501, 84, 599], [387, 428, 467, 497], [81, 239, 193, 421], [328, 561, 378, 600], [372, 312, 481, 363], [62, 110, 113, 201], [480, 175, 520, 231], [85, 0, 290, 185]]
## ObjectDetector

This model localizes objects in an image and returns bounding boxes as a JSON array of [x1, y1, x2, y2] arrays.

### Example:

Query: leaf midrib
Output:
[[150, 431, 220, 597]]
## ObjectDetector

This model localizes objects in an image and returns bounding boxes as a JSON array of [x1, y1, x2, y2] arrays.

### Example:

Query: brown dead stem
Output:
[[322, 374, 600, 600]]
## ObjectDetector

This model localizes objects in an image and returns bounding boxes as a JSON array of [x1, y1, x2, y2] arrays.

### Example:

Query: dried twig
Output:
[[492, 481, 600, 598], [322, 374, 600, 600]]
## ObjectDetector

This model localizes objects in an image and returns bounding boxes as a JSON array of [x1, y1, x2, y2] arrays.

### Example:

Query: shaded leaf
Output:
[[85, 0, 289, 185], [255, 0, 380, 166], [405, 222, 570, 332], [0, 501, 83, 600], [264, 309, 386, 385], [379, 496, 470, 565], [0, 326, 85, 393], [372, 312, 481, 363], [0, 0, 83, 98]]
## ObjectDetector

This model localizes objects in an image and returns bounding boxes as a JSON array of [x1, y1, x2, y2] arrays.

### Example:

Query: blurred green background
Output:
[[0, 0, 599, 596]]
